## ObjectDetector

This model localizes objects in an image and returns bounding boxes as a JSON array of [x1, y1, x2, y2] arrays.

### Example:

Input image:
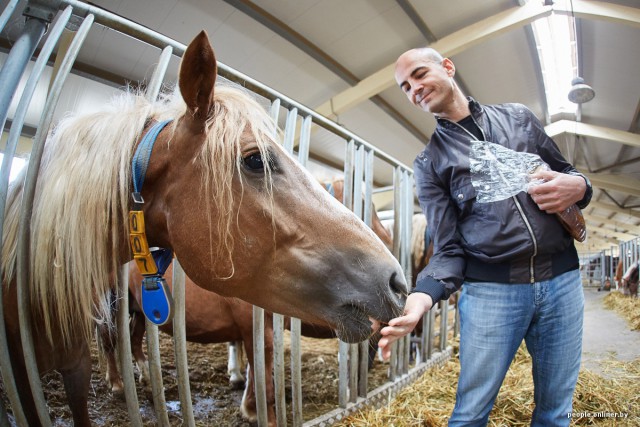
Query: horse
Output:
[[621, 261, 639, 298], [99, 177, 393, 424], [1, 31, 406, 426], [615, 260, 625, 289]]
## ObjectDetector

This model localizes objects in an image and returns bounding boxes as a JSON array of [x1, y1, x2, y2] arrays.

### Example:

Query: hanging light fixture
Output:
[[567, 0, 595, 105], [568, 76, 595, 104]]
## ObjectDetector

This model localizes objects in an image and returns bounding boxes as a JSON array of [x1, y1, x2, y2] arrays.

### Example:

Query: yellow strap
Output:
[[129, 211, 158, 275]]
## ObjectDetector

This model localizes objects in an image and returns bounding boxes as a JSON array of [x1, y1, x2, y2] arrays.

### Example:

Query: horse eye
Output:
[[243, 153, 264, 171]]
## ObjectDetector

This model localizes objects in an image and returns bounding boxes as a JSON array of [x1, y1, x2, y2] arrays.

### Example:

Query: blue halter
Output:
[[130, 119, 174, 325]]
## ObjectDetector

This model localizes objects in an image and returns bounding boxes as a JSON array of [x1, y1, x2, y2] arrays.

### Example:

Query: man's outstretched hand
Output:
[[378, 292, 434, 360]]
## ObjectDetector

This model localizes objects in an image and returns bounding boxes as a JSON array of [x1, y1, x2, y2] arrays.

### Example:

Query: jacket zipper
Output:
[[445, 116, 538, 283]]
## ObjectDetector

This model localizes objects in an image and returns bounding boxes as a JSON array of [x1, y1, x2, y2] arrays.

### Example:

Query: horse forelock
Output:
[[194, 85, 278, 278]]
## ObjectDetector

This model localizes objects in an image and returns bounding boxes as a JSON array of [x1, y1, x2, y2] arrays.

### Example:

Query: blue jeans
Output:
[[449, 269, 584, 427]]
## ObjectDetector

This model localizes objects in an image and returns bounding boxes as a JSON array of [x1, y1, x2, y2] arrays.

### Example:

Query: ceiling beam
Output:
[[559, 0, 640, 29], [588, 200, 640, 221], [315, 1, 552, 117], [315, 0, 640, 120], [545, 120, 640, 149], [584, 212, 640, 235], [221, 0, 428, 142], [585, 174, 640, 198], [585, 221, 636, 241]]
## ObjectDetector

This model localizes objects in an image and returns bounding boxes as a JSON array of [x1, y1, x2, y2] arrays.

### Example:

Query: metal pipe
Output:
[[172, 259, 195, 427], [0, 6, 70, 425], [117, 265, 143, 427], [272, 313, 286, 426], [15, 12, 93, 427], [0, 17, 47, 150], [0, 0, 20, 34], [290, 317, 303, 426], [252, 306, 268, 426], [142, 45, 174, 427]]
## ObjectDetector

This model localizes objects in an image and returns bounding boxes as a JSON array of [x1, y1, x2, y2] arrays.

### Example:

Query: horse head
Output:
[[140, 31, 407, 343]]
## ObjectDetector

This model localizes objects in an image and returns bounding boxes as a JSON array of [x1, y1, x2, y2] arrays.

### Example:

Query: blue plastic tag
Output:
[[141, 276, 174, 325]]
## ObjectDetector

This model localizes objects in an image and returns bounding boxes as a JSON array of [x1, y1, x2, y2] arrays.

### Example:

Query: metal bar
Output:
[[144, 319, 170, 427], [0, 0, 20, 34], [358, 148, 374, 398], [427, 308, 435, 359], [421, 310, 429, 363], [171, 259, 195, 427], [15, 13, 93, 427], [0, 6, 70, 426], [337, 131, 354, 400], [272, 313, 286, 426], [352, 145, 364, 219], [358, 340, 368, 398], [0, 18, 47, 158], [402, 171, 411, 374], [338, 340, 349, 407], [348, 343, 358, 403], [363, 149, 374, 228], [290, 317, 303, 426], [268, 98, 286, 427], [392, 167, 401, 260], [269, 98, 281, 125], [142, 45, 174, 427], [118, 264, 143, 427], [440, 299, 449, 351], [342, 139, 355, 211], [297, 114, 312, 167], [391, 166, 403, 378], [252, 306, 268, 426], [283, 107, 298, 154]]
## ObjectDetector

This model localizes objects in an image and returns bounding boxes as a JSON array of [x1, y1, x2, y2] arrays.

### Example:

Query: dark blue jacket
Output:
[[413, 98, 592, 303]]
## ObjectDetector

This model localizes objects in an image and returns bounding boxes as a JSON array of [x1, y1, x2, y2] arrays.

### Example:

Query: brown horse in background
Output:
[[615, 260, 625, 290], [1, 31, 406, 426], [99, 264, 276, 424], [621, 261, 639, 298], [100, 178, 393, 424]]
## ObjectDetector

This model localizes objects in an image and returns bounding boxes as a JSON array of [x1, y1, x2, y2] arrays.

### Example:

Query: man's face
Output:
[[395, 51, 455, 115]]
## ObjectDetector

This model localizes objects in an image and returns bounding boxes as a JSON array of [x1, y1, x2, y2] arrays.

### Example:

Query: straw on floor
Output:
[[336, 292, 640, 427]]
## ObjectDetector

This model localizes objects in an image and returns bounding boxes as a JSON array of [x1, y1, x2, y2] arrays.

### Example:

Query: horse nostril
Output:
[[389, 271, 408, 300]]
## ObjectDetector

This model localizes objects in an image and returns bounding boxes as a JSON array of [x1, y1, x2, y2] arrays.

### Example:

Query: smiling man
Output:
[[378, 47, 592, 427]]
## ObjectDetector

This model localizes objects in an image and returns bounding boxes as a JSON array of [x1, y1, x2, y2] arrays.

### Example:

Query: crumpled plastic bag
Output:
[[469, 140, 586, 242]]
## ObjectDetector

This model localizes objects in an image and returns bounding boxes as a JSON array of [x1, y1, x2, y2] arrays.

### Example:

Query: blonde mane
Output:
[[1, 83, 277, 347]]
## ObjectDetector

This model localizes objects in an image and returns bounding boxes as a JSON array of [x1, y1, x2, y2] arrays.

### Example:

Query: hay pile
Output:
[[603, 291, 640, 330], [337, 340, 640, 427]]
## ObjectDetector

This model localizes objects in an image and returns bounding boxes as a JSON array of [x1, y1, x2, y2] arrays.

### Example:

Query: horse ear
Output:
[[179, 30, 217, 123]]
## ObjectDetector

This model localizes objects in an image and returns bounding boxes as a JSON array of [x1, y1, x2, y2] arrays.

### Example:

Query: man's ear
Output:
[[442, 58, 455, 77]]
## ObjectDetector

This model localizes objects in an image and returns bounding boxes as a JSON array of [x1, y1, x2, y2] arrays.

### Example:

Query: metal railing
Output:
[[0, 1, 455, 426]]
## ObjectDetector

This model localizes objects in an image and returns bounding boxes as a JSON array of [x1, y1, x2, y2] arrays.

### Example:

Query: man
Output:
[[378, 47, 592, 426]]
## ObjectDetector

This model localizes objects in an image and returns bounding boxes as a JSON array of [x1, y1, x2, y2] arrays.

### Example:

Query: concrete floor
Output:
[[581, 287, 640, 376]]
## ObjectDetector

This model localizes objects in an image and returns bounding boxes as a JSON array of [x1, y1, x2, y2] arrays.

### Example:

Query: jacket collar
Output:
[[435, 96, 483, 129]]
